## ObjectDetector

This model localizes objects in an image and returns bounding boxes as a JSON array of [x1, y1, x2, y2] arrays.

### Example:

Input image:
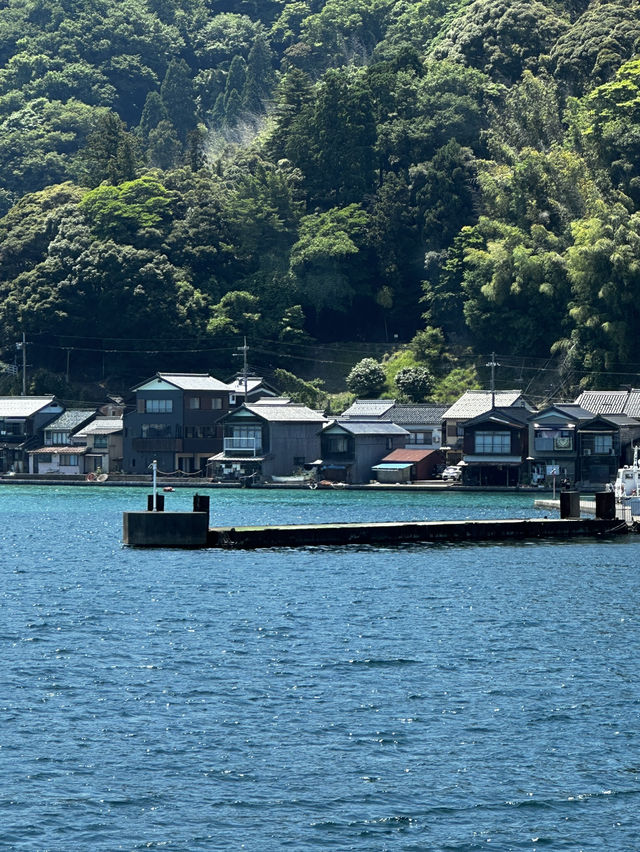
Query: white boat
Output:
[[271, 474, 313, 483], [614, 446, 640, 501]]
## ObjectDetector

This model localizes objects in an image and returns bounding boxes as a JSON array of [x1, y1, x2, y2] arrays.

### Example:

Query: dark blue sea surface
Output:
[[1, 485, 639, 851]]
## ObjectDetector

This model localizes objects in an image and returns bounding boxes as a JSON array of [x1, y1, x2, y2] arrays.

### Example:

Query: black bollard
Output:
[[560, 491, 580, 519], [595, 490, 615, 520], [193, 494, 210, 515]]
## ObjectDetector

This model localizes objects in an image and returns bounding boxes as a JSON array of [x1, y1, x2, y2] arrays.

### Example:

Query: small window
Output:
[[94, 435, 108, 448], [189, 397, 201, 409], [67, 455, 78, 466], [594, 434, 613, 453], [212, 398, 222, 409]]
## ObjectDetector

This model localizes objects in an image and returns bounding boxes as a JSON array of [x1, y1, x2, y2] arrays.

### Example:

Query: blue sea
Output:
[[1, 485, 639, 851]]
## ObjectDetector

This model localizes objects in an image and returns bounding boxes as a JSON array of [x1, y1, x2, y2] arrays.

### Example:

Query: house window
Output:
[[184, 425, 217, 439], [326, 436, 348, 454], [38, 454, 52, 463], [46, 431, 69, 445], [474, 430, 511, 454], [145, 399, 173, 413], [212, 398, 222, 409], [594, 434, 613, 453], [224, 425, 262, 453], [409, 431, 430, 445], [66, 454, 79, 466], [141, 423, 172, 438], [93, 435, 108, 448], [189, 397, 201, 409]]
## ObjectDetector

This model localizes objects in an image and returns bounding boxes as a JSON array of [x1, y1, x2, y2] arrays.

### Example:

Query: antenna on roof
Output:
[[486, 352, 500, 409]]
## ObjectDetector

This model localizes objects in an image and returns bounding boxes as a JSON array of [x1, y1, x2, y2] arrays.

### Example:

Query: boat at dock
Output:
[[614, 446, 640, 501]]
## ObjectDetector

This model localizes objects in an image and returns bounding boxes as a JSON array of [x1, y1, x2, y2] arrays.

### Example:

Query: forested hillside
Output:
[[0, 0, 639, 397]]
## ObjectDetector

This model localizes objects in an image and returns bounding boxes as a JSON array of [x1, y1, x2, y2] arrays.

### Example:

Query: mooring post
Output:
[[595, 490, 615, 520]]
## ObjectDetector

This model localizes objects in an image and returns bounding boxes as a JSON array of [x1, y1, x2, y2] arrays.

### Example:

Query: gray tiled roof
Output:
[[550, 403, 596, 420], [333, 419, 409, 436], [381, 403, 448, 424], [574, 390, 628, 415], [340, 399, 396, 417], [245, 403, 327, 422], [0, 396, 57, 418], [156, 373, 232, 392], [74, 417, 123, 437], [45, 409, 95, 431], [623, 390, 640, 418], [443, 390, 526, 419]]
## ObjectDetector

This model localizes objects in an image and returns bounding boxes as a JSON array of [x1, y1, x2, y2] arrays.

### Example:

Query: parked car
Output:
[[442, 465, 462, 482]]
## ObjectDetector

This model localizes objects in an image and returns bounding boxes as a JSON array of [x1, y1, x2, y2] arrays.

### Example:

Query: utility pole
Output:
[[234, 337, 249, 401], [16, 332, 27, 395], [486, 351, 500, 409], [65, 348, 71, 385]]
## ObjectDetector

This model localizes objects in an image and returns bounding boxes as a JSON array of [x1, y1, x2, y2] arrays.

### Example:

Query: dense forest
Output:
[[0, 0, 639, 400]]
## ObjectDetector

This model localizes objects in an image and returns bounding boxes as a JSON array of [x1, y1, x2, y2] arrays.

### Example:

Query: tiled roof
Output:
[[381, 403, 448, 424], [574, 390, 628, 414], [29, 445, 88, 455], [340, 399, 395, 418], [156, 373, 232, 392], [549, 403, 595, 420], [74, 417, 122, 437], [464, 406, 531, 427], [333, 420, 409, 436], [623, 390, 640, 418], [245, 403, 327, 422], [0, 396, 58, 418], [45, 409, 94, 431], [443, 390, 526, 419]]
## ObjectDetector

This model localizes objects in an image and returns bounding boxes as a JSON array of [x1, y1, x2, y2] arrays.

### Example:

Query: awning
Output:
[[463, 455, 523, 465], [372, 462, 414, 470]]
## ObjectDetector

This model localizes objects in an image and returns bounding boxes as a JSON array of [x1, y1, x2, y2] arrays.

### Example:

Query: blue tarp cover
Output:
[[371, 462, 414, 470]]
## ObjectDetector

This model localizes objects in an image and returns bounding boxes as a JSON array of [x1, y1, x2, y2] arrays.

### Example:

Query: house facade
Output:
[[319, 420, 409, 483], [73, 416, 124, 473], [209, 399, 327, 481], [381, 403, 447, 450], [123, 373, 235, 475], [461, 407, 531, 486], [442, 390, 532, 458], [27, 409, 95, 474], [527, 403, 594, 486], [0, 396, 64, 472]]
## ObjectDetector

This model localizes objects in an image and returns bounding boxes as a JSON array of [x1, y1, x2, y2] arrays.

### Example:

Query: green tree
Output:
[[346, 357, 386, 397], [394, 365, 434, 401], [80, 110, 138, 187], [160, 59, 197, 142]]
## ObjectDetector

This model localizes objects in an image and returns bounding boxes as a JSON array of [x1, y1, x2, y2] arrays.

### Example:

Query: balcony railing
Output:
[[224, 437, 262, 455]]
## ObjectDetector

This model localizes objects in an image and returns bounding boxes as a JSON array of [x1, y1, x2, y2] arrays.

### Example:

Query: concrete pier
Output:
[[204, 517, 625, 549]]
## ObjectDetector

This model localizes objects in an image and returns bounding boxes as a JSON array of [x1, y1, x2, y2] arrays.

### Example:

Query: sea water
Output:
[[1, 485, 639, 851]]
